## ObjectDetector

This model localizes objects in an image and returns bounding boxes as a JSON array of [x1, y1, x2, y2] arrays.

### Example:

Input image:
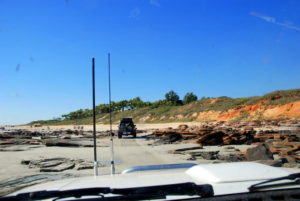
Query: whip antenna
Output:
[[92, 58, 98, 176], [108, 53, 116, 175]]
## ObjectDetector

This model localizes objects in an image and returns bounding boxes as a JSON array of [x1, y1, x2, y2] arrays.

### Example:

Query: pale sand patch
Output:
[[11, 122, 202, 131]]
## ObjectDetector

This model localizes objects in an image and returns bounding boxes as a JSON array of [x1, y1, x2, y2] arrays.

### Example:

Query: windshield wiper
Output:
[[249, 173, 300, 192], [0, 187, 110, 201], [0, 182, 214, 201]]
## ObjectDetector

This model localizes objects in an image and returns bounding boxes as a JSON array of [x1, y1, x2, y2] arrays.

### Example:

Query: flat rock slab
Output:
[[0, 174, 72, 196], [168, 146, 203, 155], [76, 162, 93, 170], [0, 145, 43, 152], [40, 162, 75, 172], [26, 158, 66, 169], [31, 160, 64, 169], [43, 139, 101, 147], [44, 140, 81, 147], [21, 158, 97, 172], [190, 151, 220, 160]]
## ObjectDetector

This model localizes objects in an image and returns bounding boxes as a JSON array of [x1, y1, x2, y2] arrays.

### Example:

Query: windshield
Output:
[[0, 0, 299, 199]]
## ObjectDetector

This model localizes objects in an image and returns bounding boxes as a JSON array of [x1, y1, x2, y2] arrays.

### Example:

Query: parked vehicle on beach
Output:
[[117, 118, 137, 138]]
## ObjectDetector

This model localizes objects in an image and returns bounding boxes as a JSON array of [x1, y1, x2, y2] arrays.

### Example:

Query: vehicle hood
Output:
[[12, 162, 300, 197]]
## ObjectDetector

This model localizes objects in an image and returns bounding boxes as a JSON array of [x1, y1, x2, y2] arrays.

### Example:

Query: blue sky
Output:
[[1, 0, 300, 125]]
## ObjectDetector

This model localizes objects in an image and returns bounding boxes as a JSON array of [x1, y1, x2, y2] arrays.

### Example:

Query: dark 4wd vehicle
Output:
[[118, 118, 137, 138]]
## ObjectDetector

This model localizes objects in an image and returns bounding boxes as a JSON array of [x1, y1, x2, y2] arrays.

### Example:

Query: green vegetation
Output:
[[183, 92, 198, 104], [165, 90, 181, 105], [242, 89, 300, 105], [29, 88, 300, 125]]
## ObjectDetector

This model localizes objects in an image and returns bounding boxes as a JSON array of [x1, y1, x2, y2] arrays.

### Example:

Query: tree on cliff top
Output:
[[165, 90, 180, 105], [183, 92, 198, 104]]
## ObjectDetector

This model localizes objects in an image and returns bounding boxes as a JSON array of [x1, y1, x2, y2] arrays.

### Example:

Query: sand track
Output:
[[0, 133, 202, 195]]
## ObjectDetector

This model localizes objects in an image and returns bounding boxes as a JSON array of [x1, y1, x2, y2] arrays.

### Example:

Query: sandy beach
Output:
[[1, 120, 299, 196], [12, 122, 202, 131], [0, 126, 253, 196]]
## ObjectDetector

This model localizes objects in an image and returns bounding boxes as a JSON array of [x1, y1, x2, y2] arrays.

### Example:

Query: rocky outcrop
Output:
[[0, 129, 111, 150], [245, 144, 274, 161], [153, 121, 299, 145], [156, 121, 299, 167], [21, 158, 96, 172]]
